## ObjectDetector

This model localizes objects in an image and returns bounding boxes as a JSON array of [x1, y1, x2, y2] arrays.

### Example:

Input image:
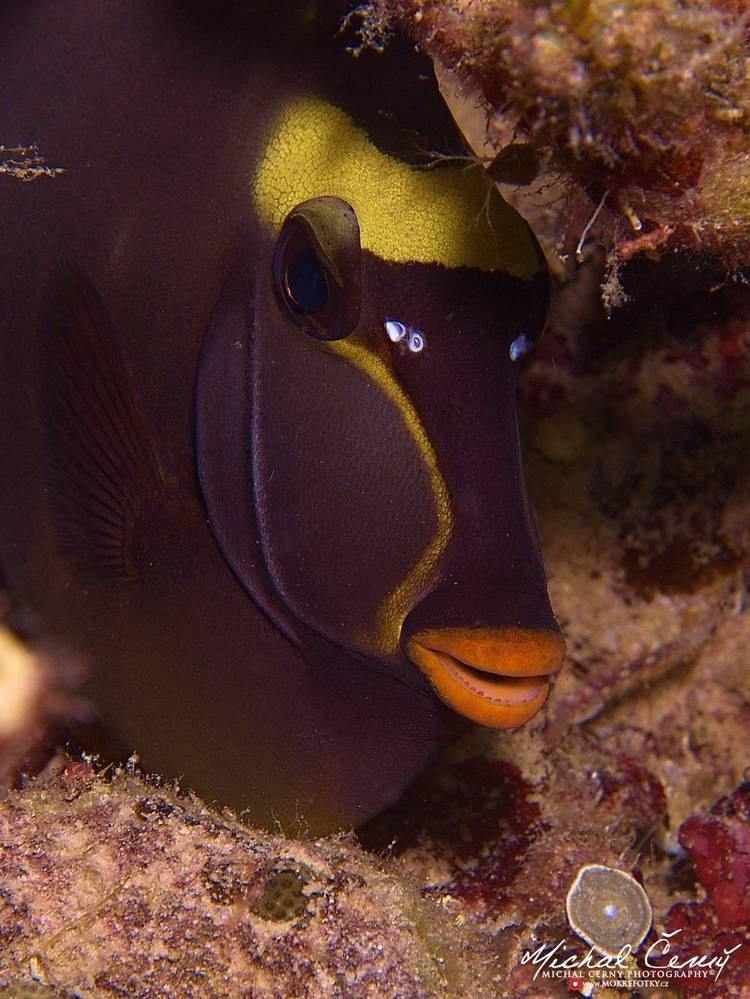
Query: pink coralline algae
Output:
[[597, 753, 668, 827], [359, 757, 542, 918], [662, 783, 750, 996], [359, 744, 670, 934]]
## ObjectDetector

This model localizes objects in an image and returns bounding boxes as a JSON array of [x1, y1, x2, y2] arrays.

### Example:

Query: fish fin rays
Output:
[[39, 265, 180, 582]]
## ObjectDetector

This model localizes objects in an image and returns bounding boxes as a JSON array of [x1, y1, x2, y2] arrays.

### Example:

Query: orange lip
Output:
[[407, 627, 565, 728]]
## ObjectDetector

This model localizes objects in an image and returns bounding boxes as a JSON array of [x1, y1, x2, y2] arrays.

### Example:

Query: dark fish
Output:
[[0, 0, 564, 833]]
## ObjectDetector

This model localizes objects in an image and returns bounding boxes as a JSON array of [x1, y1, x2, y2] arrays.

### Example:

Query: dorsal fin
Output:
[[40, 266, 176, 582]]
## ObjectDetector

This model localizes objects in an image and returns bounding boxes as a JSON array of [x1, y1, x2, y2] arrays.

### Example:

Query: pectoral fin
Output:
[[40, 265, 181, 582]]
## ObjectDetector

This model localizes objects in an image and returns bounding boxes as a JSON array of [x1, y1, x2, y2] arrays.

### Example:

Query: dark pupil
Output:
[[285, 248, 328, 314]]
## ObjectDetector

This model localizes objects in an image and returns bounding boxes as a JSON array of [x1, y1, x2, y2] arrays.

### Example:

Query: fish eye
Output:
[[273, 196, 361, 341], [284, 247, 328, 314]]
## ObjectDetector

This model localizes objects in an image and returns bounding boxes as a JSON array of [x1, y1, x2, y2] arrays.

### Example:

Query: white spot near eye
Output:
[[407, 330, 424, 353], [384, 319, 407, 343], [383, 319, 426, 354], [509, 332, 533, 362]]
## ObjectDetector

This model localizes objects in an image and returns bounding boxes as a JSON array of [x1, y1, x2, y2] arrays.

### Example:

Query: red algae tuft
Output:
[[661, 784, 750, 996]]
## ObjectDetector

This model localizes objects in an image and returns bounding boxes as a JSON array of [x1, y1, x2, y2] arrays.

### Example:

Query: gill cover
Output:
[[197, 212, 445, 660]]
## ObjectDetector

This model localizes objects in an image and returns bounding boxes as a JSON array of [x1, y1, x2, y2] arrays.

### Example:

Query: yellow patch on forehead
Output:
[[253, 96, 541, 279]]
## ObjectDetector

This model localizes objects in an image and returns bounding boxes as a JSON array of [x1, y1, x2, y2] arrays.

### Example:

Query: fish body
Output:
[[0, 1, 564, 832]]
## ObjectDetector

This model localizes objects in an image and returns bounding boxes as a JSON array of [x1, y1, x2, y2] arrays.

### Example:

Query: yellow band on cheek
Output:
[[327, 338, 453, 654]]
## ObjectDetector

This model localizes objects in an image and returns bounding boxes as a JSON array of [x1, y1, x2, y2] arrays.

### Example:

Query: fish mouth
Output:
[[407, 627, 565, 728]]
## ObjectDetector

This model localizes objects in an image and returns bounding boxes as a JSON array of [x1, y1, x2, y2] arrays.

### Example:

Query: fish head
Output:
[[196, 96, 565, 729]]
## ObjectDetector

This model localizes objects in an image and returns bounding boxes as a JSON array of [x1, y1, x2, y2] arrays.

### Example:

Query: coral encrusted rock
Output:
[[359, 0, 750, 273], [0, 762, 498, 999]]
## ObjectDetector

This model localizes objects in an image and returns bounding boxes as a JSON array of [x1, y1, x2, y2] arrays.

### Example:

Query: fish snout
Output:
[[406, 627, 565, 729]]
